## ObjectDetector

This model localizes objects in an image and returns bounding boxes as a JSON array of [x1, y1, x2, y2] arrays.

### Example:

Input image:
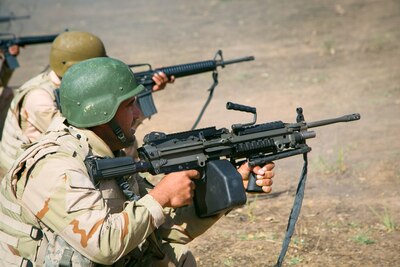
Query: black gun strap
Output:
[[115, 176, 140, 202], [191, 71, 218, 130], [275, 153, 308, 267]]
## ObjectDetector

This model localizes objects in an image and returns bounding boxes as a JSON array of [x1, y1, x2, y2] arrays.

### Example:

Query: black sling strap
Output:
[[275, 152, 308, 267]]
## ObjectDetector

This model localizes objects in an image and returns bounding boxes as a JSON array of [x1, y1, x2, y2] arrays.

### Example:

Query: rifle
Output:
[[85, 102, 360, 266], [0, 33, 58, 69], [130, 50, 255, 119], [0, 14, 30, 23]]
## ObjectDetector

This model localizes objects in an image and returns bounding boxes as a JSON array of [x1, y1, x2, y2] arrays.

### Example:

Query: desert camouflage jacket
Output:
[[0, 70, 59, 172], [0, 116, 220, 266]]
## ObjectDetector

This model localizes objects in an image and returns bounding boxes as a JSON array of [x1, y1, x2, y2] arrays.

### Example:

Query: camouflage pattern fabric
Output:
[[0, 70, 59, 173], [0, 117, 221, 266]]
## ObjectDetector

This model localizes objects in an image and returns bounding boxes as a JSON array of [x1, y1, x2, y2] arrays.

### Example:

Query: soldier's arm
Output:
[[21, 88, 58, 141], [22, 153, 164, 264], [135, 174, 222, 244]]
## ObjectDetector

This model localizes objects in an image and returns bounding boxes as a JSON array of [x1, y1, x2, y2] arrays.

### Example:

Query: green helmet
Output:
[[50, 31, 107, 77], [60, 57, 144, 128]]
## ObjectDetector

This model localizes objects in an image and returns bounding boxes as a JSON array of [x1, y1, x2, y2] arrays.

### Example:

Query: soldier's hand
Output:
[[152, 71, 175, 91], [149, 170, 200, 208], [237, 162, 275, 193], [8, 45, 20, 56]]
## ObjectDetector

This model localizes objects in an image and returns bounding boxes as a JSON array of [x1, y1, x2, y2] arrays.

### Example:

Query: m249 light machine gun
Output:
[[130, 50, 254, 123], [85, 102, 360, 266], [86, 102, 360, 216]]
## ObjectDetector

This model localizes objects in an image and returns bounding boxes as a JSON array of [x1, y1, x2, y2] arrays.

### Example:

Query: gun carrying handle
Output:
[[246, 173, 264, 193]]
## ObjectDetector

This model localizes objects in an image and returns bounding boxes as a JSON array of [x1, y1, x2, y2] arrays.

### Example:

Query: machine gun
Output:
[[85, 102, 360, 217], [0, 33, 58, 69], [85, 102, 360, 266], [130, 50, 254, 119]]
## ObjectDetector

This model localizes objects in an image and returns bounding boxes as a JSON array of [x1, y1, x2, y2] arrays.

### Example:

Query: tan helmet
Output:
[[49, 31, 106, 77]]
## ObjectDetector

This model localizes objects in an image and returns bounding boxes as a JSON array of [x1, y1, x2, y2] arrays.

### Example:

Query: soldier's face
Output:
[[114, 96, 142, 146]]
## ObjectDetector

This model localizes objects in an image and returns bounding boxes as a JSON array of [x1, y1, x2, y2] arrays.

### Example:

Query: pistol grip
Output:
[[246, 173, 263, 193]]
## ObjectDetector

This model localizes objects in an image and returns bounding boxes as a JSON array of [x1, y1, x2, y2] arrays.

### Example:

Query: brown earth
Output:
[[1, 0, 399, 266]]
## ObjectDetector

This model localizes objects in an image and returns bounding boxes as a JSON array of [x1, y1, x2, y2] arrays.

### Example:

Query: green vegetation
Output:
[[352, 233, 375, 245], [369, 206, 397, 232], [313, 147, 348, 175], [223, 258, 233, 266], [245, 195, 258, 222], [289, 256, 302, 265]]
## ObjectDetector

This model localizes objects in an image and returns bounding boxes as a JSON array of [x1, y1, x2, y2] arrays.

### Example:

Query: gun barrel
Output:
[[0, 15, 30, 23], [13, 34, 58, 46], [307, 113, 361, 129], [158, 55, 255, 77], [219, 56, 255, 66]]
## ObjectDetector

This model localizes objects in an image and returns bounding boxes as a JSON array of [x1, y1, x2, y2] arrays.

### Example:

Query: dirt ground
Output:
[[1, 0, 399, 266]]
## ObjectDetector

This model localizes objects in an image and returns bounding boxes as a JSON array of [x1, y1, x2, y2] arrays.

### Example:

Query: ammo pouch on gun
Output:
[[193, 160, 247, 218]]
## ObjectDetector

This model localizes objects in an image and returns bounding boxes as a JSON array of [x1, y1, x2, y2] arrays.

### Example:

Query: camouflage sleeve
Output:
[[21, 88, 58, 142], [159, 204, 223, 244], [135, 174, 223, 245], [21, 153, 162, 265]]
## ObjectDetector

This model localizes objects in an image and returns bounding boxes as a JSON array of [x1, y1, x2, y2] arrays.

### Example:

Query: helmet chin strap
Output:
[[108, 118, 132, 147]]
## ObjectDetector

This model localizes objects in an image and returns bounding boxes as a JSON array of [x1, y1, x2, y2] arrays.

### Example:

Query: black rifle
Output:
[[85, 102, 360, 216], [0, 33, 58, 69], [0, 14, 30, 23], [85, 102, 360, 266], [130, 50, 254, 118]]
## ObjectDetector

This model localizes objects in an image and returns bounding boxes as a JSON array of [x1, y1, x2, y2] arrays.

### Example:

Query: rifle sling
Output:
[[191, 70, 218, 130], [275, 152, 308, 267]]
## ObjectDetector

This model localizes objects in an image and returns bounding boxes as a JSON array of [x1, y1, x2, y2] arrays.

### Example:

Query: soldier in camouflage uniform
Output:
[[0, 31, 170, 174], [0, 57, 275, 266], [0, 31, 107, 174]]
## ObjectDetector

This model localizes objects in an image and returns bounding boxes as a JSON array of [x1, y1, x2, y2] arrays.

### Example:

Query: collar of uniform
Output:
[[48, 70, 61, 86], [42, 69, 53, 83], [77, 127, 115, 158], [47, 116, 114, 158]]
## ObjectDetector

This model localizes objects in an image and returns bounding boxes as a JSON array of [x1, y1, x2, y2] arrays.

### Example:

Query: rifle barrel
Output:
[[0, 15, 30, 23], [13, 34, 58, 46], [219, 56, 255, 66], [307, 113, 361, 129]]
